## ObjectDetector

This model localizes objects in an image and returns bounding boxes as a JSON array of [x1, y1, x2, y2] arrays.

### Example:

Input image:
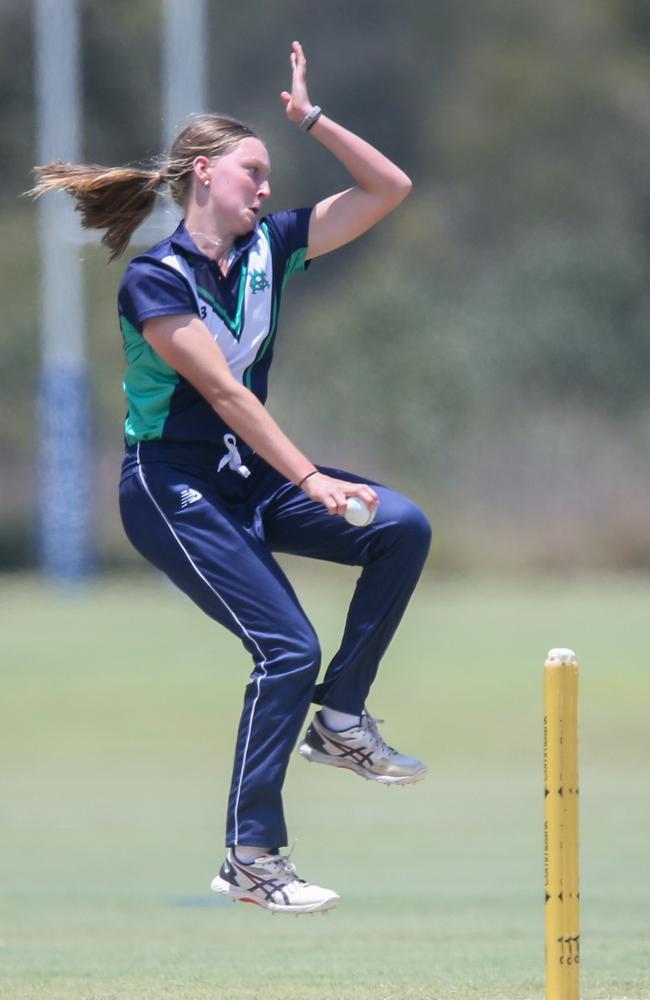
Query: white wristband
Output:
[[299, 105, 322, 131]]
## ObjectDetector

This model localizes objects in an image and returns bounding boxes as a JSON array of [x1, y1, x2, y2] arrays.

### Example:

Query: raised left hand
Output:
[[280, 40, 313, 124]]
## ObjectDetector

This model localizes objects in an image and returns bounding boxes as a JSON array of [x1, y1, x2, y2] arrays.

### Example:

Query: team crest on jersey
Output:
[[249, 269, 270, 294]]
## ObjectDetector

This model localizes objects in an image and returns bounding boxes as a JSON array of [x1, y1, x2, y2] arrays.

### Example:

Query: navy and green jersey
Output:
[[117, 208, 312, 451]]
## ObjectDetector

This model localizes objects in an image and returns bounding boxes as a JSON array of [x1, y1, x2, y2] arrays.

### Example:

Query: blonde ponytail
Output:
[[29, 162, 165, 260], [29, 114, 257, 260]]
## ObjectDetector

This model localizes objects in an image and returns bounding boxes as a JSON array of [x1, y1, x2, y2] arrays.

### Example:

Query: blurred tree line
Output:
[[1, 0, 649, 571]]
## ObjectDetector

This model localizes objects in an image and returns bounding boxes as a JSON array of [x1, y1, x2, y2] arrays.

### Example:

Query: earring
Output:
[[204, 181, 209, 187]]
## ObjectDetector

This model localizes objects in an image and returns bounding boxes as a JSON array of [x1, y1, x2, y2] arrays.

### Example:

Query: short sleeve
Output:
[[118, 257, 197, 332], [262, 207, 313, 283]]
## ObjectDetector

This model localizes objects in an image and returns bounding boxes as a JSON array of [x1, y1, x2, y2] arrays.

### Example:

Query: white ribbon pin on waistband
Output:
[[217, 433, 251, 478]]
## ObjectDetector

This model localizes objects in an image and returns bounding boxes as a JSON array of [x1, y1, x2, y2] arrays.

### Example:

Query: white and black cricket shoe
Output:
[[298, 710, 427, 785], [210, 849, 340, 914]]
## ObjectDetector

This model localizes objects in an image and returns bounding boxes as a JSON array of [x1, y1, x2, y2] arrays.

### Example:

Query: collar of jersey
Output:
[[170, 219, 261, 265]]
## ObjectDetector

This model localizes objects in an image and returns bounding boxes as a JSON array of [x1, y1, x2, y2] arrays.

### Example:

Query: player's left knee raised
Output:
[[392, 497, 432, 554]]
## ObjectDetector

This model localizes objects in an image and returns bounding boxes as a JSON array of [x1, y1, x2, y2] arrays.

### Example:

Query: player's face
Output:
[[206, 137, 271, 234]]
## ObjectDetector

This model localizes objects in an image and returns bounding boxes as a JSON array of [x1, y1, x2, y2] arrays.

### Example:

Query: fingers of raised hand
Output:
[[291, 41, 307, 80], [292, 40, 306, 63]]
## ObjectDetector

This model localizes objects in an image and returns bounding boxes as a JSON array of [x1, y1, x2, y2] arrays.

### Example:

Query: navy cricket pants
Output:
[[119, 442, 431, 849]]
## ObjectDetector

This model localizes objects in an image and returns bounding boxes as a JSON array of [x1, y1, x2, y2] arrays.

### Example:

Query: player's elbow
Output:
[[393, 171, 413, 204], [383, 170, 412, 211]]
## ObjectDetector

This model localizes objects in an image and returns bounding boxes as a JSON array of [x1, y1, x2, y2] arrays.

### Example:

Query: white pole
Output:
[[162, 0, 208, 150], [134, 0, 208, 245], [35, 0, 92, 581]]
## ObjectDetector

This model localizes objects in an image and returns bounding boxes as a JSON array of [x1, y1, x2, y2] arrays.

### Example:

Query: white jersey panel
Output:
[[161, 231, 273, 384]]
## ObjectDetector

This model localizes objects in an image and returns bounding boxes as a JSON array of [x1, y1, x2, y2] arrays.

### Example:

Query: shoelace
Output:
[[361, 710, 397, 757], [257, 845, 306, 885]]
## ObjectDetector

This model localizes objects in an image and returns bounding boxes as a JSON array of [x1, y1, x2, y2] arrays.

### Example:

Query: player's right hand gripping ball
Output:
[[345, 497, 376, 527]]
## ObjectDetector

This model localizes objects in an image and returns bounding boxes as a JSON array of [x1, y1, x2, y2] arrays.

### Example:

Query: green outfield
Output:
[[2, 568, 649, 1000]]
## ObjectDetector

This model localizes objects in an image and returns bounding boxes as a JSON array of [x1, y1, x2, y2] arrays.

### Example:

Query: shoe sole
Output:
[[298, 744, 428, 784], [210, 876, 340, 914]]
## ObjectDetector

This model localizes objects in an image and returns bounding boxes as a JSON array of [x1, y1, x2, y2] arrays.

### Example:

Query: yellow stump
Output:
[[544, 648, 580, 1000]]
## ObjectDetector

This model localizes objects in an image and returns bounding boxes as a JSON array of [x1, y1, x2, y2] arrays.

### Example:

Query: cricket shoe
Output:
[[210, 849, 340, 914], [298, 710, 428, 785]]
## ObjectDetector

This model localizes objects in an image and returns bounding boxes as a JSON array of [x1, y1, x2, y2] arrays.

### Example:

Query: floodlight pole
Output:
[[135, 0, 208, 245], [35, 0, 92, 582], [33, 0, 209, 582], [162, 0, 208, 150]]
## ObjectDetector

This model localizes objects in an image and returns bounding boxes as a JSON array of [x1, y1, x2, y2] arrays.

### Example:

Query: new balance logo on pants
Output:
[[179, 488, 202, 508]]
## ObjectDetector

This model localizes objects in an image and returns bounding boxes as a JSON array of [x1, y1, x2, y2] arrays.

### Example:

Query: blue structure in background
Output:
[[37, 364, 93, 580], [35, 0, 93, 582]]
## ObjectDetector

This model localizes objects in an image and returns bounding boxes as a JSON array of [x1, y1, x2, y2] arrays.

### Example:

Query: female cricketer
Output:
[[31, 41, 431, 914]]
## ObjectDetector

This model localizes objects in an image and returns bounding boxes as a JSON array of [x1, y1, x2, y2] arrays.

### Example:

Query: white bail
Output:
[[217, 433, 251, 478]]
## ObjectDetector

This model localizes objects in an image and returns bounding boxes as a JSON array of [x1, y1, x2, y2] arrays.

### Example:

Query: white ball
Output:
[[345, 497, 376, 527]]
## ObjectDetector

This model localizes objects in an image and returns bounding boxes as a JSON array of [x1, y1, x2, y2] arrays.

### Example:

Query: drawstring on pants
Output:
[[218, 433, 251, 479]]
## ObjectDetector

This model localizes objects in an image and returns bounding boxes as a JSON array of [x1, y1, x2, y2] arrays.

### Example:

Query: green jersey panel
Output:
[[121, 315, 180, 445]]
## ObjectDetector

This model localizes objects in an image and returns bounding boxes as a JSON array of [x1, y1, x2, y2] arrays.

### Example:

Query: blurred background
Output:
[[2, 0, 650, 577], [3, 5, 650, 998]]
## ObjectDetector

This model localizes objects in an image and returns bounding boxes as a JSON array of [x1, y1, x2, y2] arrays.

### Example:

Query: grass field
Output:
[[2, 567, 649, 1000]]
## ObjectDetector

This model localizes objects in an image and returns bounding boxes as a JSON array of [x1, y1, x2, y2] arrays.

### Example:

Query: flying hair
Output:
[[28, 114, 257, 260]]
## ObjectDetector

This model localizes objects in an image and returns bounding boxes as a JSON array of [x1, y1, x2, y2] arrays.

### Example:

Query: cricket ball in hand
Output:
[[345, 497, 376, 527]]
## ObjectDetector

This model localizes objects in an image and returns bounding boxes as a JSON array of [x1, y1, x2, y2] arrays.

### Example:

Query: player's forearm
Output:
[[212, 384, 315, 485], [308, 113, 412, 203]]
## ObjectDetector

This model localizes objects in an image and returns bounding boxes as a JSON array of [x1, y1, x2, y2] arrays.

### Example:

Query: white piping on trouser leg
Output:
[[135, 442, 263, 843], [217, 433, 251, 478]]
